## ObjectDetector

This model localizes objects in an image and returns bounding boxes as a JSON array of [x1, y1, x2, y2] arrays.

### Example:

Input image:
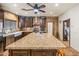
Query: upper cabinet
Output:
[[4, 12, 18, 21], [0, 9, 18, 21], [25, 17, 33, 27], [0, 10, 4, 19], [32, 16, 46, 32], [0, 9, 19, 32], [18, 16, 46, 32], [18, 16, 34, 30]]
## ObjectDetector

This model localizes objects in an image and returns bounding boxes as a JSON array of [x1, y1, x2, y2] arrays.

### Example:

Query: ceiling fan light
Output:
[[34, 9, 38, 13]]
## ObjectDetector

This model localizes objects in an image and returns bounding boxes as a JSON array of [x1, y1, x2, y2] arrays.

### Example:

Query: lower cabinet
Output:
[[12, 50, 30, 56], [9, 49, 57, 56], [31, 49, 57, 56], [10, 50, 30, 56], [6, 35, 14, 46], [14, 35, 22, 42], [14, 32, 32, 41], [0, 42, 4, 53], [0, 37, 6, 53], [22, 32, 32, 37], [5, 32, 31, 48]]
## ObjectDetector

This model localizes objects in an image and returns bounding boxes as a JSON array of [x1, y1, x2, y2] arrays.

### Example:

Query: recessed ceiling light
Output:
[[13, 4, 17, 7], [55, 3, 59, 7]]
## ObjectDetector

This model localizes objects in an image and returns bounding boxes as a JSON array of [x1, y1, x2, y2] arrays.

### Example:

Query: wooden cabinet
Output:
[[18, 16, 33, 30], [5, 33, 22, 46], [25, 17, 33, 27], [0, 42, 4, 53], [53, 18, 59, 38], [22, 32, 31, 37], [0, 9, 18, 21], [8, 49, 58, 56], [5, 32, 31, 46], [0, 10, 4, 19], [6, 35, 15, 46], [0, 9, 18, 31], [31, 49, 57, 56], [10, 50, 30, 56], [0, 37, 5, 53], [38, 17, 46, 32], [14, 35, 22, 42], [18, 16, 46, 32], [33, 17, 46, 32], [4, 12, 18, 21]]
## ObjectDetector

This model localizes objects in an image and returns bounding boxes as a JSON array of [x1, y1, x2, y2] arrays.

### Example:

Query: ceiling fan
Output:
[[22, 3, 46, 14]]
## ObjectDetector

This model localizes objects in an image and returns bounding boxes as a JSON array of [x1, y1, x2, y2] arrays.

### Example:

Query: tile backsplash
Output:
[[3, 19, 16, 33]]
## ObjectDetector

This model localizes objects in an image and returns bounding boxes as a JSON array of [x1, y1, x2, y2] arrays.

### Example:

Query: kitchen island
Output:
[[6, 33, 66, 56]]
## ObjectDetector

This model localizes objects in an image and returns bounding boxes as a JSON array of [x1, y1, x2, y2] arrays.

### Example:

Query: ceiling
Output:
[[0, 3, 79, 16]]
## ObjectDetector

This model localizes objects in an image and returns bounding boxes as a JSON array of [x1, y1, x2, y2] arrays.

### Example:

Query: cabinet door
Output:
[[0, 42, 4, 53], [33, 17, 46, 32], [25, 17, 33, 27], [18, 16, 25, 29], [6, 35, 14, 46], [31, 49, 57, 56], [11, 50, 30, 56], [40, 19, 46, 32], [0, 10, 4, 19]]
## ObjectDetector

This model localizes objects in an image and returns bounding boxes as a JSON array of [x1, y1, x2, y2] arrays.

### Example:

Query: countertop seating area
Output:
[[5, 33, 66, 56]]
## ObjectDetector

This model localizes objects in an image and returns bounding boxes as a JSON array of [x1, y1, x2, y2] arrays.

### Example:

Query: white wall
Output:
[[59, 4, 79, 52]]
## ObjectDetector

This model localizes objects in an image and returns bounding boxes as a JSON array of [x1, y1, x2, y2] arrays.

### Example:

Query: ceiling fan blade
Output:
[[39, 10, 45, 13], [39, 5, 46, 9], [27, 3, 34, 8], [22, 9, 33, 11]]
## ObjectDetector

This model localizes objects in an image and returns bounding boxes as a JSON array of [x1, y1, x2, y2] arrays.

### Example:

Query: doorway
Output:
[[48, 22, 53, 34], [63, 19, 70, 46]]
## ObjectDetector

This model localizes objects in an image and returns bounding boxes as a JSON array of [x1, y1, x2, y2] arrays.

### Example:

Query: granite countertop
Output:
[[6, 33, 66, 50]]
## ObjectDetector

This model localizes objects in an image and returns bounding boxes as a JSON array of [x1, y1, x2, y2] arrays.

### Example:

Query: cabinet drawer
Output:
[[0, 42, 4, 53], [11, 50, 30, 56], [6, 35, 14, 46], [31, 49, 57, 56], [9, 49, 57, 56]]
